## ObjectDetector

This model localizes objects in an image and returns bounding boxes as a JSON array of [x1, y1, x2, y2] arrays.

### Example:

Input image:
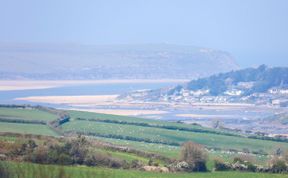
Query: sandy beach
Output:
[[16, 95, 119, 104], [0, 79, 187, 91]]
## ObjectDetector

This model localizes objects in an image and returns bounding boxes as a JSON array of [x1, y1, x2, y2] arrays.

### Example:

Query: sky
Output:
[[0, 0, 288, 68]]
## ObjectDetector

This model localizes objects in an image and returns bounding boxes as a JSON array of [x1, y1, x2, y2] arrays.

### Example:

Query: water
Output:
[[0, 80, 286, 133], [0, 82, 178, 104]]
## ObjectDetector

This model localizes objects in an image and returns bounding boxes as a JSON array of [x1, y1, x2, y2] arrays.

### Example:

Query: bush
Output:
[[148, 159, 159, 167], [233, 157, 244, 163], [9, 139, 38, 158], [269, 157, 287, 173], [84, 155, 98, 166], [246, 162, 257, 172], [232, 156, 258, 172], [130, 160, 143, 169], [191, 161, 207, 172], [68, 135, 89, 164], [26, 146, 49, 164], [180, 142, 207, 172], [58, 153, 73, 165], [214, 158, 231, 171]]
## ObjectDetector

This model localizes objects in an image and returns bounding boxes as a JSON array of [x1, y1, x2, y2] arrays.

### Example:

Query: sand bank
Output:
[[0, 79, 187, 91]]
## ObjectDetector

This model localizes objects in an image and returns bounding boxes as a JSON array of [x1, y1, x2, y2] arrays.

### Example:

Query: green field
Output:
[[0, 122, 58, 136], [93, 136, 180, 158], [93, 136, 269, 166], [61, 119, 288, 154], [68, 110, 237, 136], [0, 107, 57, 121], [1, 107, 288, 172], [1, 107, 288, 157], [2, 161, 288, 178]]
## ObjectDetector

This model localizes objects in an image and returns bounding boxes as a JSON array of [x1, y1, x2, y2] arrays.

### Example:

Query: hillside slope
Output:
[[0, 43, 238, 80], [119, 65, 288, 105]]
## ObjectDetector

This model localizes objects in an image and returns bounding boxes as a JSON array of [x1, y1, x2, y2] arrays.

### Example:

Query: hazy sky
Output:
[[1, 0, 288, 67]]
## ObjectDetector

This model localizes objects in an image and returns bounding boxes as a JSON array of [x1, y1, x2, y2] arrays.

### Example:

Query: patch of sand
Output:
[[16, 95, 118, 104], [0, 81, 63, 91], [0, 79, 187, 91]]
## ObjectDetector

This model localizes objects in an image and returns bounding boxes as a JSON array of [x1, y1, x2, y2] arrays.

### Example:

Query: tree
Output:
[[68, 135, 89, 164], [214, 158, 231, 171], [269, 157, 287, 173], [180, 141, 207, 172]]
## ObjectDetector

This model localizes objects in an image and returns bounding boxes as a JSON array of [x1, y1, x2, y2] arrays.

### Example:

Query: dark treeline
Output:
[[0, 117, 46, 125]]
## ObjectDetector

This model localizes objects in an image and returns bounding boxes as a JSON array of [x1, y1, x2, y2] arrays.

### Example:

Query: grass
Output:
[[94, 136, 270, 166], [103, 149, 151, 164], [61, 119, 288, 154], [90, 136, 180, 158], [68, 110, 237, 136], [0, 122, 58, 136], [0, 107, 57, 121], [0, 107, 286, 169], [2, 161, 288, 178]]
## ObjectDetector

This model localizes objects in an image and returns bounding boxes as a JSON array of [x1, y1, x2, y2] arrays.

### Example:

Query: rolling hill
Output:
[[119, 65, 288, 105], [0, 43, 238, 80]]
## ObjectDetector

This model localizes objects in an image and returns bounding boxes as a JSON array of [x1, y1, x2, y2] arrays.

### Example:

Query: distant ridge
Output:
[[119, 65, 288, 105], [0, 43, 238, 80]]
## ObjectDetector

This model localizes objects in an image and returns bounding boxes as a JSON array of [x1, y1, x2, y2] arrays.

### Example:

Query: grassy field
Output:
[[61, 119, 288, 154], [2, 108, 286, 156], [93, 136, 269, 166], [0, 107, 59, 136], [2, 161, 288, 178], [0, 122, 58, 136], [68, 110, 237, 136], [0, 107, 287, 168], [93, 136, 180, 158], [0, 107, 57, 121]]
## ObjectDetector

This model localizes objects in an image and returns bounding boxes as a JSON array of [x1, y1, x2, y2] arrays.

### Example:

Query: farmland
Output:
[[0, 107, 57, 122], [0, 106, 288, 177], [1, 107, 288, 156], [1, 107, 288, 157], [0, 122, 58, 136], [62, 110, 288, 155]]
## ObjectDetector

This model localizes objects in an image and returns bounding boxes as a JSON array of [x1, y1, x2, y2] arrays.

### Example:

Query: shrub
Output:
[[269, 157, 287, 173], [9, 139, 38, 158], [233, 157, 244, 164], [246, 162, 257, 172], [148, 159, 159, 167], [180, 142, 207, 172], [130, 160, 143, 169], [27, 145, 49, 164], [84, 155, 98, 166], [232, 156, 258, 172], [214, 158, 231, 171], [68, 135, 89, 164], [58, 153, 73, 165]]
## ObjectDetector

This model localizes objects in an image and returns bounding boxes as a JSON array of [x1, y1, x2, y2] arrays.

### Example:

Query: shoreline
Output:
[[0, 79, 187, 91]]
